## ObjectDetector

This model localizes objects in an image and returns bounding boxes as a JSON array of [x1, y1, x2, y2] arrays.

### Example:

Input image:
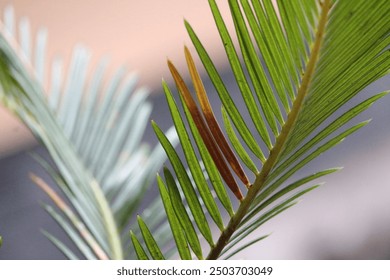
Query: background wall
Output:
[[0, 0, 389, 259]]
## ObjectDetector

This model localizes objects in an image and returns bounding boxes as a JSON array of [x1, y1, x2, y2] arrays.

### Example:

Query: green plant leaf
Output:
[[230, 0, 284, 131], [152, 121, 214, 246], [233, 185, 320, 245], [157, 175, 192, 260], [223, 234, 269, 260], [244, 169, 340, 226], [185, 20, 266, 162], [130, 231, 149, 260], [132, 0, 389, 260], [222, 106, 258, 175], [268, 92, 389, 184], [137, 216, 165, 260], [209, 0, 273, 149], [256, 121, 369, 207], [167, 60, 245, 200], [181, 89, 235, 217], [163, 167, 203, 259], [163, 81, 225, 230]]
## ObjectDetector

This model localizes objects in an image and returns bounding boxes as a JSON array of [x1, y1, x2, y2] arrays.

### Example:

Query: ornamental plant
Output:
[[130, 0, 390, 259], [0, 0, 389, 259]]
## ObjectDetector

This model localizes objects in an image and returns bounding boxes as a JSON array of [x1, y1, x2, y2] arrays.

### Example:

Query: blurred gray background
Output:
[[0, 0, 389, 259]]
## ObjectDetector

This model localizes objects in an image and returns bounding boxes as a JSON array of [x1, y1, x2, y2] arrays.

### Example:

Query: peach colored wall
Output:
[[0, 0, 232, 157]]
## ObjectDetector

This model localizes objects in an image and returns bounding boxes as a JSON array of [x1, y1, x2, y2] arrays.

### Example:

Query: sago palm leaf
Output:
[[132, 0, 390, 259], [0, 6, 177, 259]]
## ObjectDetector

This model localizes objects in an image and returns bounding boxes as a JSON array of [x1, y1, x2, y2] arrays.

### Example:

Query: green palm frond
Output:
[[0, 6, 177, 259], [132, 0, 390, 259]]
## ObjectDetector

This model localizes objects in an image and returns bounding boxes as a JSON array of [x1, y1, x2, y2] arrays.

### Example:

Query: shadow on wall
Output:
[[309, 225, 390, 260]]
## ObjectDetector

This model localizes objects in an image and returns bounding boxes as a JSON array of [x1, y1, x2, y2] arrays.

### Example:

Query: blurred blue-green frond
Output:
[[0, 5, 177, 259]]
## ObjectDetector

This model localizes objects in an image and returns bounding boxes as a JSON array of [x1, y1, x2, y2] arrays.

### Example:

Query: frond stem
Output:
[[206, 0, 331, 259], [90, 179, 123, 259], [30, 174, 109, 260]]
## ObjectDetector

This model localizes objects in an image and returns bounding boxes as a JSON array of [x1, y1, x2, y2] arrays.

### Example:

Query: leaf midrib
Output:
[[206, 0, 332, 260]]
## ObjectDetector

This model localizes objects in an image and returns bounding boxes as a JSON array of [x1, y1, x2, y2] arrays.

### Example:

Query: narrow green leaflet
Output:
[[245, 169, 340, 226], [157, 175, 192, 260], [269, 92, 389, 183], [222, 106, 258, 174], [230, 0, 287, 123], [137, 216, 165, 260], [185, 20, 266, 162], [280, 0, 390, 159], [241, 0, 295, 104], [3, 0, 388, 261], [231, 3, 280, 136], [209, 0, 273, 149], [258, 122, 369, 206], [152, 121, 214, 246], [130, 231, 149, 260], [261, 0, 301, 91], [164, 168, 203, 259], [230, 186, 319, 250], [163, 82, 224, 231], [182, 93, 235, 217], [222, 203, 296, 258], [134, 0, 390, 260], [223, 235, 269, 260], [277, 0, 308, 71]]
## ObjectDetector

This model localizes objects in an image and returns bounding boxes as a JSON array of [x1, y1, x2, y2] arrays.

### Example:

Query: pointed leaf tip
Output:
[[184, 46, 250, 188], [137, 216, 165, 260], [130, 231, 149, 260], [168, 59, 244, 201]]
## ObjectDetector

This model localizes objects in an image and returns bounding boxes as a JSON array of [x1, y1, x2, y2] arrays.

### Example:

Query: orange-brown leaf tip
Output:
[[167, 60, 177, 73], [184, 44, 250, 187], [220, 171, 243, 201], [168, 50, 246, 201], [232, 185, 244, 201], [184, 45, 190, 54]]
